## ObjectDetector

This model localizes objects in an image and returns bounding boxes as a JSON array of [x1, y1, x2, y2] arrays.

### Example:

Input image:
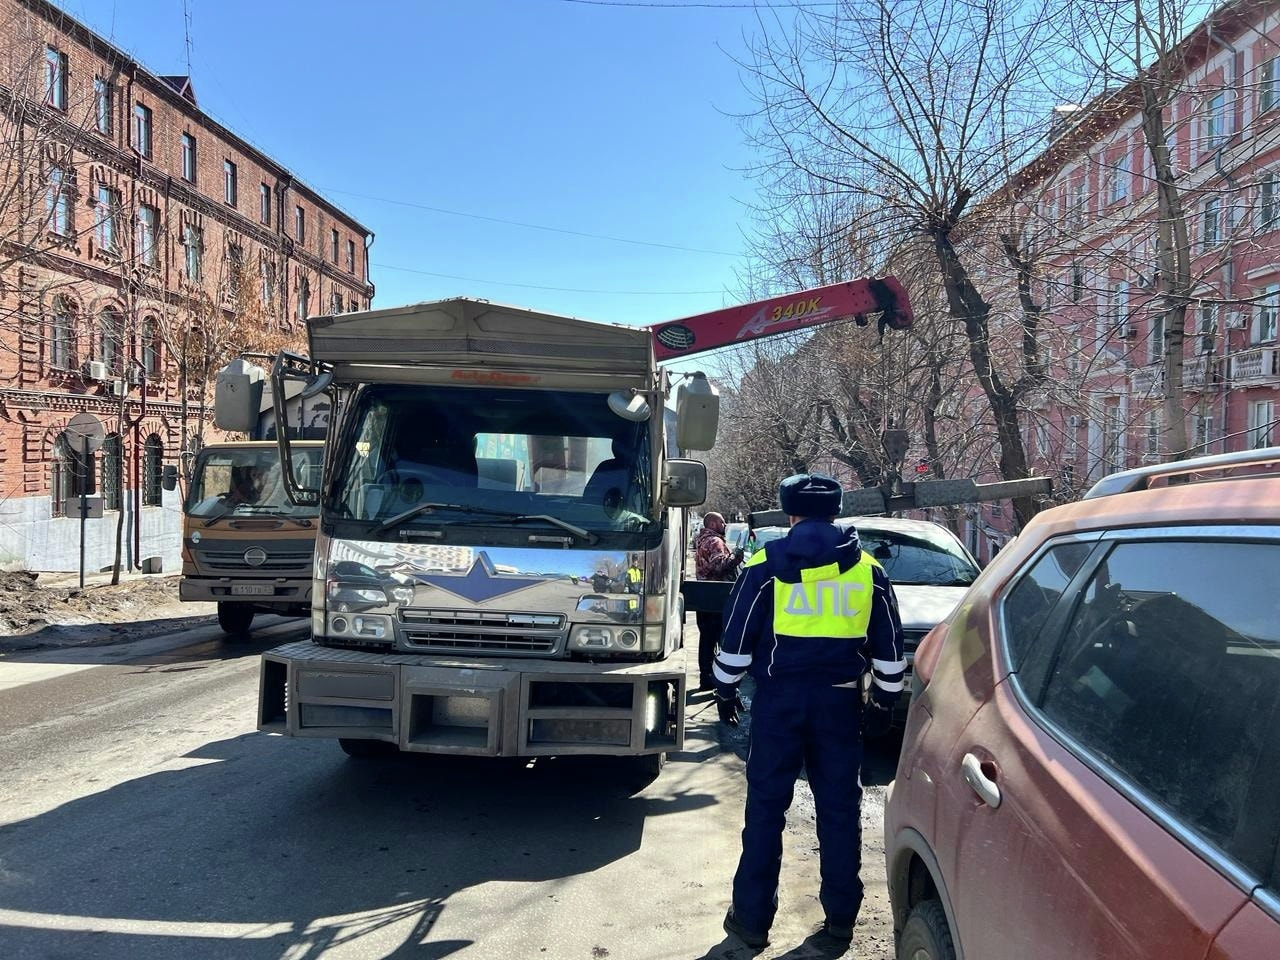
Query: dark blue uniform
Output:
[[715, 517, 905, 942]]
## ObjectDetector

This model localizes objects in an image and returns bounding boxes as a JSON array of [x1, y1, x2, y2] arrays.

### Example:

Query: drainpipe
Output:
[[364, 230, 376, 306]]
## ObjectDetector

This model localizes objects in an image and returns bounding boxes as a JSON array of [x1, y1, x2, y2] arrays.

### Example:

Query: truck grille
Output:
[[399, 608, 565, 655], [198, 549, 313, 575]]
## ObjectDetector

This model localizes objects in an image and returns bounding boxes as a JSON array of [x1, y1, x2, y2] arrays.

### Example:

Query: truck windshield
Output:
[[186, 447, 322, 519], [332, 385, 657, 534]]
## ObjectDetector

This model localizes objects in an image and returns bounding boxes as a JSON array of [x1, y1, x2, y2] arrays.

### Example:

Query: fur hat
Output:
[[778, 473, 843, 518]]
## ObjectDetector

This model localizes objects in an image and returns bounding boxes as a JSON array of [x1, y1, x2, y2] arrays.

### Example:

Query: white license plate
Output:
[[231, 584, 275, 597]]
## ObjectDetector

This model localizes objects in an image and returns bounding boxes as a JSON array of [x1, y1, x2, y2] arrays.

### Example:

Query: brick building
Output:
[[0, 0, 373, 572], [961, 0, 1280, 561]]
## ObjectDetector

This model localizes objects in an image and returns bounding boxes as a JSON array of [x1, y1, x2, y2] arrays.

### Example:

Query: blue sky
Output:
[[60, 0, 782, 330]]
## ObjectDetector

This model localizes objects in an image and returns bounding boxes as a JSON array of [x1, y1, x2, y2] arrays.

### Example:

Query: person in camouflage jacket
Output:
[[693, 512, 744, 691]]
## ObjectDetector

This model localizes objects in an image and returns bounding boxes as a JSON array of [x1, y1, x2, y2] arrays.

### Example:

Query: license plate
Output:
[[231, 584, 275, 596]]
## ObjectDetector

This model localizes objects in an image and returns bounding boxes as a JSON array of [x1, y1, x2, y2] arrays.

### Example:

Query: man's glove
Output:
[[716, 689, 743, 727], [862, 696, 894, 740]]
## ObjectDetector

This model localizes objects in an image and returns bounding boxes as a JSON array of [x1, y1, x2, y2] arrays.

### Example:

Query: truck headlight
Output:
[[328, 612, 392, 640], [568, 625, 643, 654], [327, 580, 388, 611]]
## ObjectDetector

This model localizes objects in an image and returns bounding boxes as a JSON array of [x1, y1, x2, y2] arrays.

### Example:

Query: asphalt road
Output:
[[0, 619, 900, 960]]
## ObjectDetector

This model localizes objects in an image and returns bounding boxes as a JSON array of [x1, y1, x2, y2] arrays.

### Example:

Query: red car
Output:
[[885, 448, 1280, 960]]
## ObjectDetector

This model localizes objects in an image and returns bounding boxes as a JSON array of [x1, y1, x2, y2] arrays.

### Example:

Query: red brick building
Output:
[[963, 0, 1280, 561], [0, 0, 373, 571]]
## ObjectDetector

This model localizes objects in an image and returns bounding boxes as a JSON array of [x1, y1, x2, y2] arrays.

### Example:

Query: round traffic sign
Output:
[[65, 412, 106, 452]]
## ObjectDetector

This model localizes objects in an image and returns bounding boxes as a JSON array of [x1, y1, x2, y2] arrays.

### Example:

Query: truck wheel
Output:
[[627, 752, 665, 790], [217, 603, 254, 636], [898, 899, 956, 960], [339, 738, 400, 759]]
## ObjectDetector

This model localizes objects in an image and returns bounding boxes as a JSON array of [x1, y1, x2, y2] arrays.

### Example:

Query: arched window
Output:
[[98, 309, 123, 375], [51, 431, 93, 517], [141, 316, 162, 377], [102, 433, 122, 511], [49, 296, 74, 370], [297, 275, 310, 321], [143, 434, 163, 506]]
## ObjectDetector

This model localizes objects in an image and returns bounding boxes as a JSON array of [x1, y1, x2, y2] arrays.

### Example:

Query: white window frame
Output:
[[94, 77, 112, 135], [44, 46, 67, 110], [1262, 57, 1278, 114], [136, 203, 158, 267], [1248, 399, 1275, 449], [1256, 285, 1279, 345], [95, 184, 119, 253], [1111, 151, 1130, 204], [1202, 197, 1221, 250], [1198, 301, 1219, 354], [45, 167, 71, 236]]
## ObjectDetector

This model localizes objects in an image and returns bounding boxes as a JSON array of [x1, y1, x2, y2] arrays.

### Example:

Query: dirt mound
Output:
[[0, 571, 187, 637]]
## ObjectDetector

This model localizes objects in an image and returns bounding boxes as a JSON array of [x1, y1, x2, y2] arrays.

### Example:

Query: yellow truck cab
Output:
[[180, 439, 324, 635]]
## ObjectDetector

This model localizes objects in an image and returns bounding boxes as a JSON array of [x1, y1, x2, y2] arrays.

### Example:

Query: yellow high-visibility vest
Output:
[[751, 545, 878, 639]]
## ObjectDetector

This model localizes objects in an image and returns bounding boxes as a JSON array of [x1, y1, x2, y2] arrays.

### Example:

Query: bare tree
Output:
[[738, 0, 1062, 526]]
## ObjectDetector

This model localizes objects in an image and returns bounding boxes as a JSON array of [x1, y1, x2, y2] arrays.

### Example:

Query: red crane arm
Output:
[[647, 276, 913, 361]]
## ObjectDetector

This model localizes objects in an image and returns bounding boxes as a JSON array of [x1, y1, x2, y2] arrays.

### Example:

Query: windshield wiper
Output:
[[373, 502, 597, 544]]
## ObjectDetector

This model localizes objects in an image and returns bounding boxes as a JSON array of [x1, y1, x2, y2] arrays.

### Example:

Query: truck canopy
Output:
[[307, 299, 655, 391]]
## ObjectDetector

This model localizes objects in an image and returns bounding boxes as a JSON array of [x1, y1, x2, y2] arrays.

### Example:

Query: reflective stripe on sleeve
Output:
[[716, 650, 753, 667], [872, 657, 907, 674], [713, 663, 748, 684], [873, 676, 905, 693]]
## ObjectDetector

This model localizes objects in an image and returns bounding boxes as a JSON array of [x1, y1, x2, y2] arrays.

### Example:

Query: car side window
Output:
[[1001, 541, 1092, 684], [1037, 539, 1280, 880]]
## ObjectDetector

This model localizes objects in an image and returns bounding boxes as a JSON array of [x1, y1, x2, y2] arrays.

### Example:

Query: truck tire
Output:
[[217, 602, 254, 636], [898, 899, 956, 960], [339, 738, 400, 759], [627, 751, 665, 791]]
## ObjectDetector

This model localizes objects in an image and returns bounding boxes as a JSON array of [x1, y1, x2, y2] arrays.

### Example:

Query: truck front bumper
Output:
[[180, 578, 311, 607], [259, 640, 685, 758]]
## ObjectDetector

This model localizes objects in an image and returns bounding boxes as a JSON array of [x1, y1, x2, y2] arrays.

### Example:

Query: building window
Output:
[[297, 275, 310, 321], [143, 435, 164, 506], [184, 224, 203, 282], [1148, 312, 1165, 363], [50, 297, 74, 370], [136, 203, 158, 268], [1198, 301, 1218, 354], [1249, 400, 1276, 449], [95, 185, 120, 253], [1072, 178, 1086, 226], [1192, 412, 1212, 452], [1257, 285, 1280, 345], [1110, 152, 1130, 204], [330, 291, 342, 314], [227, 242, 244, 302], [102, 434, 122, 511], [44, 46, 67, 110], [51, 433, 93, 517], [1071, 264, 1084, 302], [133, 103, 152, 158], [181, 133, 197, 183], [259, 183, 271, 225], [141, 316, 161, 376], [98, 309, 123, 374], [223, 160, 237, 206], [1108, 280, 1130, 335], [1262, 58, 1278, 114], [1261, 171, 1280, 232], [45, 166, 71, 236], [1202, 197, 1221, 249], [330, 228, 339, 263], [1204, 90, 1230, 151], [94, 77, 112, 135], [1145, 409, 1161, 457], [295, 205, 305, 243], [346, 238, 356, 273], [260, 259, 276, 309], [1102, 398, 1124, 470]]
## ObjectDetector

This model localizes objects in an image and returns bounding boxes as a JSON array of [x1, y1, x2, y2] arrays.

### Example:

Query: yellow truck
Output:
[[179, 439, 324, 635]]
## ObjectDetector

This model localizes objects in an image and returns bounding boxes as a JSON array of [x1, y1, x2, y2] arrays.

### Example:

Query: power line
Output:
[[374, 262, 726, 296], [319, 186, 740, 257], [547, 0, 836, 8]]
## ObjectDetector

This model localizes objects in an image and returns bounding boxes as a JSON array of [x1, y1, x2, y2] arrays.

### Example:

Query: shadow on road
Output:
[[0, 731, 715, 959]]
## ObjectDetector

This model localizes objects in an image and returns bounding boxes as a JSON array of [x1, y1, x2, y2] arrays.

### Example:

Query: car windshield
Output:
[[840, 521, 980, 586], [186, 446, 321, 519], [331, 384, 657, 535]]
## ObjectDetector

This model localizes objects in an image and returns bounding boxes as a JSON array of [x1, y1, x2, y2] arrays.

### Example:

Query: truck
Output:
[[223, 281, 913, 773], [174, 365, 329, 636]]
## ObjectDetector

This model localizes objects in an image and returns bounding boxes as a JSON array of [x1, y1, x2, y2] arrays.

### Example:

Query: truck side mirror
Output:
[[214, 359, 266, 433], [663, 458, 707, 507], [675, 373, 719, 451], [161, 464, 178, 492]]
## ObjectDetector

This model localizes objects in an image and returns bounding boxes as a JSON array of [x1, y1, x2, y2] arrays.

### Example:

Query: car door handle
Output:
[[961, 753, 1002, 809]]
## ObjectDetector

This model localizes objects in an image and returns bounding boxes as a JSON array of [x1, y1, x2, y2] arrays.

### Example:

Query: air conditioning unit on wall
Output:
[[108, 378, 127, 397], [1067, 415, 1083, 429], [82, 360, 108, 380], [1226, 309, 1249, 330]]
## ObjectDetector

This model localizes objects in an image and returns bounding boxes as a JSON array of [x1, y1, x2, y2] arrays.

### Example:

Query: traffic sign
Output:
[[65, 413, 105, 452], [65, 496, 104, 520]]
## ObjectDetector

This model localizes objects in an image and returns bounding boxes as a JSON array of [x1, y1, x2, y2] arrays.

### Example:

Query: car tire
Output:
[[217, 602, 254, 636], [898, 899, 956, 960], [338, 738, 400, 759]]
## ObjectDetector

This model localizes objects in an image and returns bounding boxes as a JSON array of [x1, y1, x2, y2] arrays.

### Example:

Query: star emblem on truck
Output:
[[413, 552, 545, 603]]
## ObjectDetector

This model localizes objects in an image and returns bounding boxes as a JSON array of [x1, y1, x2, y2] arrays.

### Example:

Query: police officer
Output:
[[714, 473, 905, 950]]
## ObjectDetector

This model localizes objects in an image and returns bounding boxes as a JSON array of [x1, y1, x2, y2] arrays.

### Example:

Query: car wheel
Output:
[[898, 899, 956, 960], [338, 738, 400, 759], [217, 602, 254, 636]]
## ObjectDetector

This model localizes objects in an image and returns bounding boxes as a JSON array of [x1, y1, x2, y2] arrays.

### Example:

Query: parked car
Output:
[[750, 517, 980, 725], [885, 448, 1280, 960]]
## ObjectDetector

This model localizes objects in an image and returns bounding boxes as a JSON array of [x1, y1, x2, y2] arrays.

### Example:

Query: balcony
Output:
[[1228, 346, 1280, 386], [1183, 354, 1223, 392], [1129, 363, 1164, 394]]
